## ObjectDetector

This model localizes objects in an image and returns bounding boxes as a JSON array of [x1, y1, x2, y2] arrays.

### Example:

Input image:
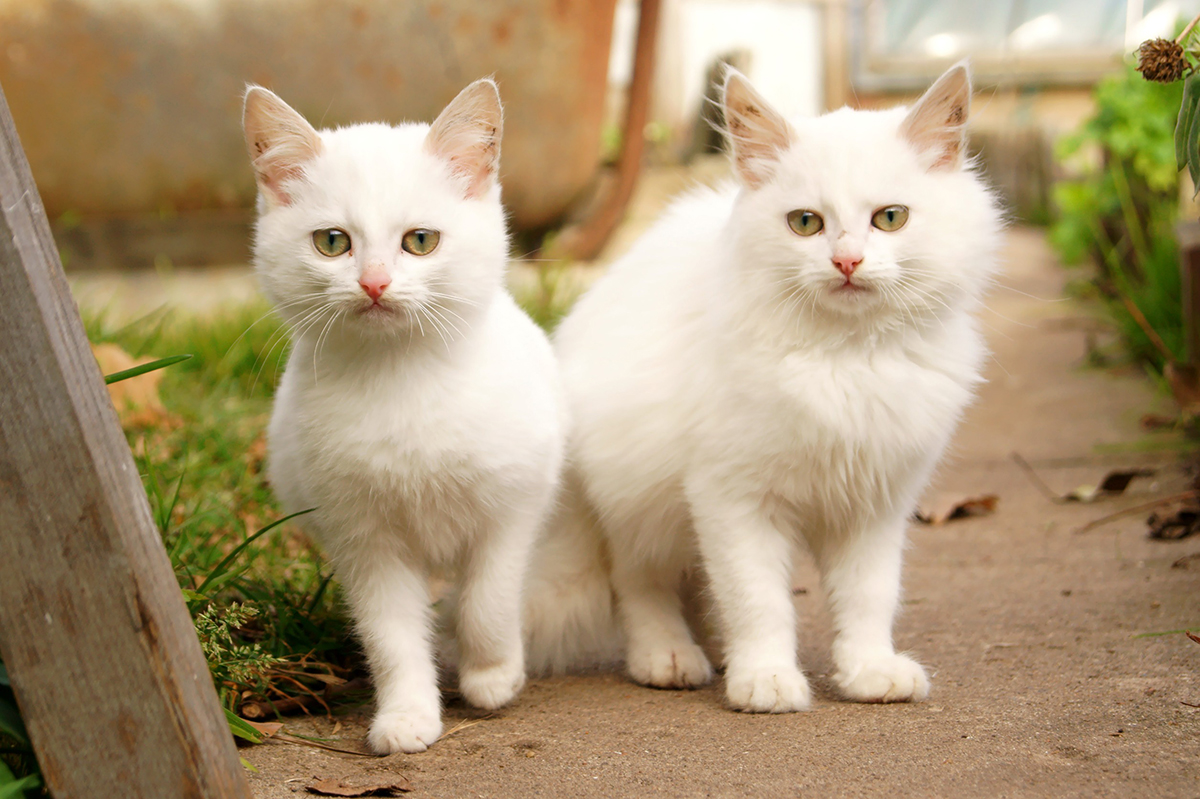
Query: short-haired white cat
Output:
[[244, 80, 564, 752], [525, 63, 1001, 711]]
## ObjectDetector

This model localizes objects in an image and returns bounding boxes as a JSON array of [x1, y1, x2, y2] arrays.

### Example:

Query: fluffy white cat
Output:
[[525, 63, 1001, 712], [244, 80, 564, 752]]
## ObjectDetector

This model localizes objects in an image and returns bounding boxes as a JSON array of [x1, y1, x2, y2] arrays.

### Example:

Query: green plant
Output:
[[1050, 62, 1186, 369], [0, 662, 40, 799]]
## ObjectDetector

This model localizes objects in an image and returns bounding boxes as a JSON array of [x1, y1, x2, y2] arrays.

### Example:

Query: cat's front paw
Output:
[[627, 641, 713, 689], [724, 663, 811, 713], [835, 653, 930, 704], [368, 708, 443, 754], [459, 659, 526, 710]]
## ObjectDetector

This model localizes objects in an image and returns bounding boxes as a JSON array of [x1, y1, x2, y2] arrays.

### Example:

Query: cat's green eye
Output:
[[871, 205, 909, 232], [786, 209, 824, 237], [401, 228, 440, 256], [312, 228, 351, 257]]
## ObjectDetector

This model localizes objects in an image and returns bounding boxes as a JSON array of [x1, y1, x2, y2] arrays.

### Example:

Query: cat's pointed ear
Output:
[[242, 85, 322, 207], [901, 61, 971, 171], [424, 78, 503, 199], [722, 70, 794, 189]]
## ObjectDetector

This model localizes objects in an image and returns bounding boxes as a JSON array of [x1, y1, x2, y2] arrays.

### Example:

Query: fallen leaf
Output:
[[244, 720, 282, 739], [1011, 454, 1156, 504], [915, 494, 999, 525], [1099, 469, 1158, 494], [1148, 502, 1200, 540], [305, 776, 412, 796]]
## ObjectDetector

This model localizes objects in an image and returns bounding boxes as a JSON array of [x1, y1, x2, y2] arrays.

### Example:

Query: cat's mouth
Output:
[[832, 279, 870, 294], [356, 300, 400, 317]]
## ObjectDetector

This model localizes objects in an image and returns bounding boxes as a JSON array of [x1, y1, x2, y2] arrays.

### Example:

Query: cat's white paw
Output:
[[835, 654, 930, 704], [627, 641, 713, 689], [724, 664, 811, 713], [367, 708, 443, 754], [459, 660, 526, 710]]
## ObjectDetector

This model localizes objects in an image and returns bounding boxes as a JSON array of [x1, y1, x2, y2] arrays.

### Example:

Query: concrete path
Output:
[[240, 228, 1200, 797]]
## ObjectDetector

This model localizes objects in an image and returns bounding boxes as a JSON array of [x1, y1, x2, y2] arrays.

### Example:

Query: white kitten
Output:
[[244, 80, 564, 751], [525, 63, 1001, 711]]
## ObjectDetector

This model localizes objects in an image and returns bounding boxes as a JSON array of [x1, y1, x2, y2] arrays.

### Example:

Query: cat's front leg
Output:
[[815, 515, 930, 704], [690, 493, 810, 713], [455, 506, 542, 710], [339, 549, 443, 754]]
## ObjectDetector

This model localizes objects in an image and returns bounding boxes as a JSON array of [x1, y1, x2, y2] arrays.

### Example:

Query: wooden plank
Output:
[[0, 81, 251, 797]]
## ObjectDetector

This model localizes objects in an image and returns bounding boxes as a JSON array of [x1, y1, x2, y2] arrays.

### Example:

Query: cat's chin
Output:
[[819, 280, 880, 311], [347, 300, 418, 335]]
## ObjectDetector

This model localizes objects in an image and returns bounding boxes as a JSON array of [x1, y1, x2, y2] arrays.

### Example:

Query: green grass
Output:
[[85, 300, 357, 713]]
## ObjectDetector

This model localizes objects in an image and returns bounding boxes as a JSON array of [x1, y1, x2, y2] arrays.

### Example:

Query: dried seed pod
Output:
[[1137, 37, 1186, 83]]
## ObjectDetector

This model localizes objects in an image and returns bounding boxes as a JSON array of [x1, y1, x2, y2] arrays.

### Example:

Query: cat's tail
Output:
[[523, 469, 622, 674]]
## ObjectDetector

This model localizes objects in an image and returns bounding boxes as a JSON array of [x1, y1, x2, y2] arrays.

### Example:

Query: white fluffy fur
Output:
[[246, 81, 564, 752], [525, 64, 1002, 712]]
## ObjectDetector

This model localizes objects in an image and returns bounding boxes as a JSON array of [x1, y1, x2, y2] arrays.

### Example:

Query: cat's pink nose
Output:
[[359, 269, 391, 301], [832, 254, 862, 277]]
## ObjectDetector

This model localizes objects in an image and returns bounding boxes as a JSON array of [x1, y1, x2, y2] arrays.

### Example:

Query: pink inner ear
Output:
[[724, 76, 791, 188], [902, 67, 970, 171], [243, 87, 322, 206], [424, 81, 503, 199]]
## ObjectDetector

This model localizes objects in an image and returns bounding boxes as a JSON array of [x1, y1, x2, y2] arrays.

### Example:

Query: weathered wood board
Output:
[[0, 80, 252, 797]]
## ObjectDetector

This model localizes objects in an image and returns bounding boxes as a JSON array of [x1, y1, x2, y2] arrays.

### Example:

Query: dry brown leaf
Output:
[[244, 720, 282, 739], [1064, 470, 1155, 503], [1147, 502, 1200, 540], [915, 494, 999, 525], [91, 342, 174, 428], [1011, 454, 1155, 504], [305, 776, 412, 796]]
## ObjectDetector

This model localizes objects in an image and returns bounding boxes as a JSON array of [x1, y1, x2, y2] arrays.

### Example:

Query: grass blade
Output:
[[224, 707, 264, 744], [104, 354, 193, 385], [0, 773, 42, 799], [195, 508, 315, 596]]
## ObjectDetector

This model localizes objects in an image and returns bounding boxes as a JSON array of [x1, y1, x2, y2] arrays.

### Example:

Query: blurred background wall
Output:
[[0, 0, 1196, 270]]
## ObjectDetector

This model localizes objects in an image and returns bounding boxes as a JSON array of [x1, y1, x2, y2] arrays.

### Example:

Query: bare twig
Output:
[[1010, 452, 1071, 503], [437, 716, 491, 742], [1120, 295, 1177, 364], [269, 732, 374, 758], [241, 677, 370, 720], [1178, 12, 1200, 45]]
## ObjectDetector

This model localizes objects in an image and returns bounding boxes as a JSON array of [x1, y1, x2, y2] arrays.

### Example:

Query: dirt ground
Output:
[[220, 224, 1200, 797]]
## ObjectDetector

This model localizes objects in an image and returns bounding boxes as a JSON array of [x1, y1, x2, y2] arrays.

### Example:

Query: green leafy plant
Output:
[[0, 662, 41, 799], [1050, 60, 1186, 370]]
